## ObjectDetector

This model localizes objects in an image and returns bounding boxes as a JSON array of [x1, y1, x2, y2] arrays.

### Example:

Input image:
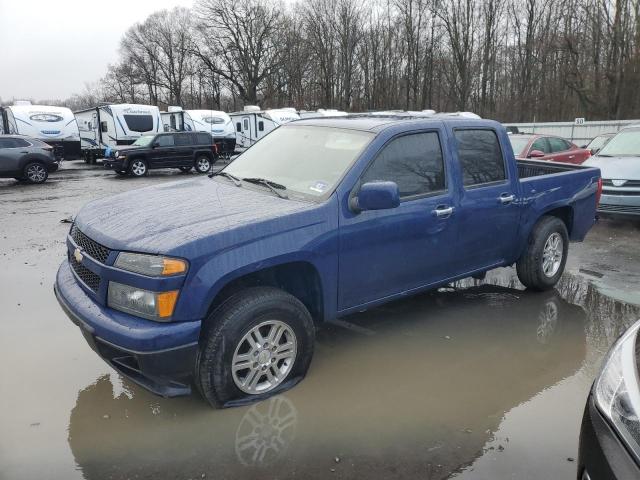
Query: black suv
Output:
[[103, 132, 217, 177]]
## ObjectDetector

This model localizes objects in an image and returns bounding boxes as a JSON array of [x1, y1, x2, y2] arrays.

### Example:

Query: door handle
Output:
[[432, 205, 454, 217], [499, 193, 515, 204]]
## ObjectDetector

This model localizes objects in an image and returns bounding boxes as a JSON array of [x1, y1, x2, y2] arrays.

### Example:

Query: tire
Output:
[[195, 287, 315, 408], [194, 155, 212, 174], [48, 164, 59, 173], [516, 216, 568, 291], [129, 158, 148, 177], [178, 166, 192, 173], [23, 162, 48, 184]]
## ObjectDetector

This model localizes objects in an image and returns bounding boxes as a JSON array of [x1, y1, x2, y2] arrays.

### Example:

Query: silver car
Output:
[[584, 126, 640, 217], [0, 135, 59, 184]]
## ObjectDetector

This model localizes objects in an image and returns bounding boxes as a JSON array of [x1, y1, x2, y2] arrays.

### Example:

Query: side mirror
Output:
[[590, 148, 598, 155], [350, 181, 400, 212], [151, 141, 160, 148], [528, 149, 545, 158], [580, 144, 588, 149]]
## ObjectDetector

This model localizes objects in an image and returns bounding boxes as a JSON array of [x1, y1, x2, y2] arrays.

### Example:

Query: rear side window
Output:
[[361, 132, 446, 199], [13, 138, 31, 147], [174, 134, 193, 146], [454, 129, 506, 187], [196, 133, 212, 145], [531, 137, 551, 154], [0, 138, 16, 148], [123, 115, 153, 133], [155, 135, 174, 147], [548, 137, 570, 152]]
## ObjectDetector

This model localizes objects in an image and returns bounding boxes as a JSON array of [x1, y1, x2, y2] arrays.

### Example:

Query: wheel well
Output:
[[205, 262, 324, 326], [544, 206, 573, 235], [194, 150, 213, 160]]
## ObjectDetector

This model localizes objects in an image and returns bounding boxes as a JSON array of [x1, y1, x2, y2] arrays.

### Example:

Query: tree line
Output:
[[48, 0, 640, 121]]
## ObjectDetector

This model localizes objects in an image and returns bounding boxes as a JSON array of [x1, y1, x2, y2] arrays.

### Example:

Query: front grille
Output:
[[602, 188, 640, 196], [602, 179, 640, 187], [598, 204, 640, 214], [69, 253, 101, 292], [70, 225, 111, 263]]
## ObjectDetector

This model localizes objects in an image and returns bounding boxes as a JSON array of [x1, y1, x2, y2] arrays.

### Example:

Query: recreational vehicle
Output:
[[74, 104, 162, 163], [0, 102, 81, 159], [229, 106, 300, 148], [298, 108, 348, 119], [161, 107, 236, 153]]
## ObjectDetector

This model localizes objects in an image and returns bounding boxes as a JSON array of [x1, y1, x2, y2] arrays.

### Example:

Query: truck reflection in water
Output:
[[68, 271, 628, 480]]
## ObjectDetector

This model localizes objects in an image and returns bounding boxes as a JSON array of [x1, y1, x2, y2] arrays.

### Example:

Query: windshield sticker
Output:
[[310, 181, 328, 193]]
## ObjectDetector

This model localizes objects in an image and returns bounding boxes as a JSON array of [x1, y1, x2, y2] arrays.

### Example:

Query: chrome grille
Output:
[[70, 225, 111, 263], [602, 179, 640, 187], [69, 253, 101, 292], [598, 204, 640, 214]]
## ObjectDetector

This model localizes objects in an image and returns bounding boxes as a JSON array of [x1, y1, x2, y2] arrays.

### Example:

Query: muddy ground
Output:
[[1, 161, 639, 480]]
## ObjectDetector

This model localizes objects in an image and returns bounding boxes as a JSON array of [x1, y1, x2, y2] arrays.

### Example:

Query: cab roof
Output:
[[289, 114, 491, 132]]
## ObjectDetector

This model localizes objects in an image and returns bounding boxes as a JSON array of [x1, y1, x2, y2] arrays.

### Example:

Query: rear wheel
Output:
[[516, 216, 568, 291], [129, 158, 148, 177], [194, 155, 211, 174], [196, 287, 315, 408], [23, 162, 48, 184]]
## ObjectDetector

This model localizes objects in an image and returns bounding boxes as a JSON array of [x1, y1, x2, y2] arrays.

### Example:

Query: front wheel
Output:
[[23, 162, 48, 184], [196, 287, 315, 408], [516, 216, 568, 291], [129, 159, 148, 177], [194, 155, 212, 174]]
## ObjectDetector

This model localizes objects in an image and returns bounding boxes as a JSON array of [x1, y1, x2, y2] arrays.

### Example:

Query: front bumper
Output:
[[55, 260, 201, 397], [597, 193, 640, 217], [102, 158, 126, 171], [578, 394, 640, 479]]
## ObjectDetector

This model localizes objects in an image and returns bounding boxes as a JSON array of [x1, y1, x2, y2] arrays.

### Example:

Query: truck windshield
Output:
[[223, 125, 374, 199], [598, 130, 640, 156], [132, 135, 154, 147]]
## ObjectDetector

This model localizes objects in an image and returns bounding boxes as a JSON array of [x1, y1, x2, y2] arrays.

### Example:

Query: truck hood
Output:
[[583, 155, 640, 180], [74, 178, 315, 254]]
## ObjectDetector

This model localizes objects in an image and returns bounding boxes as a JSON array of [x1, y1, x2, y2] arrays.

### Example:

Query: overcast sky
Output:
[[0, 0, 193, 102]]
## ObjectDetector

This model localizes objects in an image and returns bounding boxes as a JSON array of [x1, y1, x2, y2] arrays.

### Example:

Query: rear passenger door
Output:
[[451, 127, 520, 272], [546, 137, 579, 164], [173, 133, 195, 166]]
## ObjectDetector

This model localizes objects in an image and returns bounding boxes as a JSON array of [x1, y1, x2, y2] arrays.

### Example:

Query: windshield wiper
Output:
[[242, 177, 289, 199], [209, 170, 242, 186]]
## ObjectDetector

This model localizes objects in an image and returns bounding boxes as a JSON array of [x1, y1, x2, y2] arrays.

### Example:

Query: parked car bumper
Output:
[[578, 393, 640, 479], [597, 193, 640, 217], [54, 260, 201, 397], [102, 158, 126, 171]]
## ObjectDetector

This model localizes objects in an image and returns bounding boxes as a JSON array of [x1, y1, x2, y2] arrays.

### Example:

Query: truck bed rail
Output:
[[517, 159, 584, 179]]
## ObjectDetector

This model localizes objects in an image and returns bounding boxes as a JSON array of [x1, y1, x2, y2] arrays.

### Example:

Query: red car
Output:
[[508, 134, 591, 164]]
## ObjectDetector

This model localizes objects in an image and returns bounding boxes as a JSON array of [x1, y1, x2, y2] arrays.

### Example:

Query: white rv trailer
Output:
[[229, 106, 300, 148], [298, 108, 348, 119], [161, 107, 236, 153], [74, 104, 162, 163], [0, 102, 81, 159]]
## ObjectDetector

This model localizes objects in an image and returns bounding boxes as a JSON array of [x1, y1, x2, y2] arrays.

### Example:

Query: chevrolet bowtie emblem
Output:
[[73, 247, 83, 263], [612, 179, 627, 187]]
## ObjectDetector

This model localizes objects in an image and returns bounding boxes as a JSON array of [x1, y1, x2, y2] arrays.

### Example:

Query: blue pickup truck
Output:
[[54, 116, 602, 407]]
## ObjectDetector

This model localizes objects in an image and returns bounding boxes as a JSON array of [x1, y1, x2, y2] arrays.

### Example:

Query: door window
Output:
[[236, 122, 241, 132], [258, 121, 264, 132], [243, 119, 250, 131], [174, 134, 193, 146], [361, 132, 446, 199], [454, 129, 506, 187], [530, 137, 551, 153], [548, 137, 570, 153], [155, 135, 175, 147], [100, 121, 108, 133]]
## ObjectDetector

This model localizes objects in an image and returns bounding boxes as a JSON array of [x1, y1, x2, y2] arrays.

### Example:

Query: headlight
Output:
[[114, 252, 187, 276], [108, 281, 178, 321], [594, 319, 640, 458], [114, 150, 119, 157]]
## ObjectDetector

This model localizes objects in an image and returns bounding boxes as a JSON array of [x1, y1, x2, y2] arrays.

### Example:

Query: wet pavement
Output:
[[1, 162, 639, 480]]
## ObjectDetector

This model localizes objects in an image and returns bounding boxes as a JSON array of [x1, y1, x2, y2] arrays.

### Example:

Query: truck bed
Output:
[[517, 159, 587, 179]]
